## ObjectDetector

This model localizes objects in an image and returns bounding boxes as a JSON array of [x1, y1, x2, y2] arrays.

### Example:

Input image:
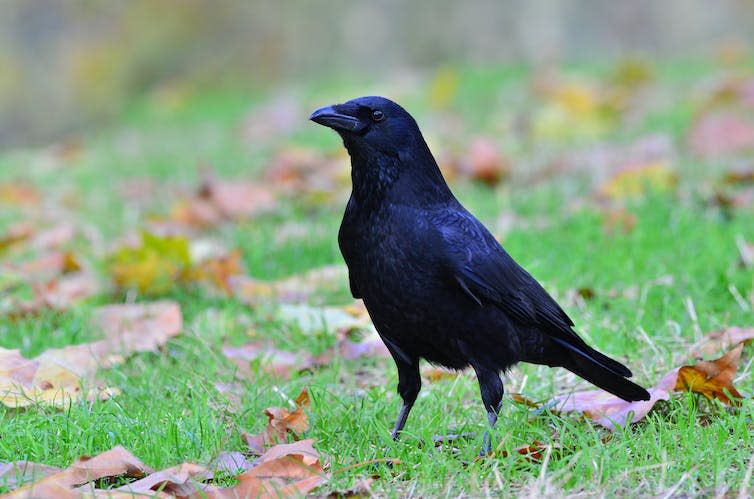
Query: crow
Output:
[[310, 96, 650, 453]]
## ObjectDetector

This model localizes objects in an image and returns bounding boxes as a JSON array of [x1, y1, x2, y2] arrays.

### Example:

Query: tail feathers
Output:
[[548, 338, 650, 401], [551, 337, 632, 378]]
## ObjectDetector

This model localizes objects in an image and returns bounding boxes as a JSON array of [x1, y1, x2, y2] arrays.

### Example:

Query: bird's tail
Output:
[[544, 337, 650, 401]]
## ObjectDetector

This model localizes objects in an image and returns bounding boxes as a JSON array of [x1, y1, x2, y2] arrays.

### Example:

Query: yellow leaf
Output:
[[428, 66, 460, 108], [108, 232, 190, 294], [599, 162, 677, 200]]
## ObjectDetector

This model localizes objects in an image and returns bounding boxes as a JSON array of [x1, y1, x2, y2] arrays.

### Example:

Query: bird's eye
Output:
[[371, 110, 385, 122]]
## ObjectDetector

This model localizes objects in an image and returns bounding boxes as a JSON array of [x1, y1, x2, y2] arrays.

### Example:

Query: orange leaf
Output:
[[249, 388, 312, 449], [675, 343, 745, 405]]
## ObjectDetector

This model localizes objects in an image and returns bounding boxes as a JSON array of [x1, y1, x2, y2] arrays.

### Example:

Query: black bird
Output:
[[310, 96, 650, 452]]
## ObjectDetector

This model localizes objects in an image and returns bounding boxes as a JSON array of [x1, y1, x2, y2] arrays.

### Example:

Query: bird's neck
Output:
[[348, 141, 454, 210]]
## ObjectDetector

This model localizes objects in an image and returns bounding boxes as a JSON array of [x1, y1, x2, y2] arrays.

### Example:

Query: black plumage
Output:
[[310, 96, 649, 452]]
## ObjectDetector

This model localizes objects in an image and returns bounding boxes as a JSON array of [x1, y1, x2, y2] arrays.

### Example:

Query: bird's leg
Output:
[[389, 357, 421, 441], [472, 364, 504, 456]]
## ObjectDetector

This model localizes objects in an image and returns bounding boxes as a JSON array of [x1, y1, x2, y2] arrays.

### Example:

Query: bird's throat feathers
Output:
[[346, 137, 453, 208]]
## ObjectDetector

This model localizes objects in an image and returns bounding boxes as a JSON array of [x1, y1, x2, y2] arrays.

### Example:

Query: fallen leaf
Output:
[[187, 249, 245, 294], [598, 162, 677, 200], [16, 251, 82, 281], [689, 111, 754, 158], [198, 171, 277, 220], [3, 446, 152, 498], [262, 387, 311, 445], [456, 137, 510, 186], [675, 343, 745, 405], [0, 182, 40, 206], [428, 66, 460, 108], [213, 451, 254, 474], [691, 326, 754, 356], [0, 461, 61, 489], [0, 222, 34, 253], [112, 462, 211, 498], [8, 272, 100, 317], [553, 368, 677, 430], [500, 441, 559, 462], [228, 439, 324, 499], [222, 342, 316, 379], [552, 341, 749, 429], [264, 147, 348, 199], [724, 168, 754, 184], [0, 301, 181, 408], [108, 231, 191, 294]]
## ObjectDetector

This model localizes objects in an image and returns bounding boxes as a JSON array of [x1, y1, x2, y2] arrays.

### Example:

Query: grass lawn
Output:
[[1, 61, 753, 497]]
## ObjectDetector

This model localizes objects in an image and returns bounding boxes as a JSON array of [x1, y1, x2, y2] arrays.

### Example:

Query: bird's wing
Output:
[[433, 208, 637, 387], [433, 207, 592, 347]]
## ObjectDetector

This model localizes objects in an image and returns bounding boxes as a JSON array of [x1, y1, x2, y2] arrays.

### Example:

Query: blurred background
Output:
[[2, 0, 754, 149]]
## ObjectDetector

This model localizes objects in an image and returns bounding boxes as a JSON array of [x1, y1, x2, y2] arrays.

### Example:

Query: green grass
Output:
[[1, 61, 754, 497]]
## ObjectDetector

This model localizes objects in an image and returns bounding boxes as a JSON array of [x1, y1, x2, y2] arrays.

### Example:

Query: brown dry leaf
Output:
[[724, 168, 754, 184], [0, 222, 34, 253], [112, 462, 211, 498], [691, 326, 754, 356], [198, 171, 277, 220], [245, 388, 312, 451], [264, 147, 348, 198], [16, 251, 82, 281], [456, 137, 510, 186], [689, 111, 754, 158], [0, 182, 40, 206], [552, 368, 678, 430], [0, 301, 182, 408], [156, 169, 278, 232], [675, 343, 745, 405], [187, 249, 245, 294], [263, 389, 311, 444], [229, 439, 324, 499], [3, 446, 152, 499], [553, 341, 749, 429], [499, 441, 558, 462], [597, 162, 677, 200], [9, 272, 100, 318], [0, 461, 61, 490], [222, 342, 316, 379]]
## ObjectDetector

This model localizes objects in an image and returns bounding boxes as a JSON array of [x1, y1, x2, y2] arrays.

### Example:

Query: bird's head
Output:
[[309, 96, 422, 159]]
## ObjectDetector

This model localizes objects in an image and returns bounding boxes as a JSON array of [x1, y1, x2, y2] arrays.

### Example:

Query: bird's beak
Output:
[[309, 105, 367, 134]]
